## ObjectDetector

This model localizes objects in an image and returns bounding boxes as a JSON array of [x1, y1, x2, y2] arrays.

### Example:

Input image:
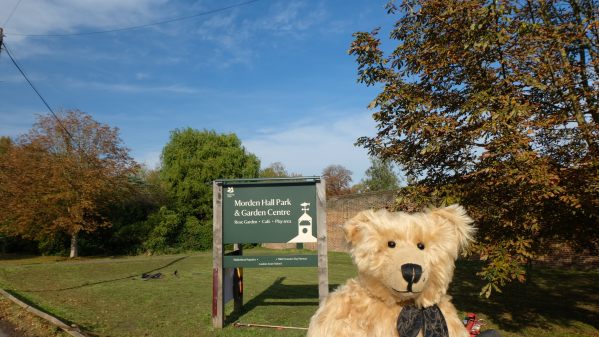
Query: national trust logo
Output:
[[226, 186, 235, 198]]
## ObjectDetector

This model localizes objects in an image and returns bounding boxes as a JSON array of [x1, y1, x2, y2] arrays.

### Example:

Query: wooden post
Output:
[[233, 244, 243, 313], [212, 181, 223, 328], [316, 179, 329, 303]]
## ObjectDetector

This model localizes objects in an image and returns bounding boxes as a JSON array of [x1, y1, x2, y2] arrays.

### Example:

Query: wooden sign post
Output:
[[212, 177, 328, 328]]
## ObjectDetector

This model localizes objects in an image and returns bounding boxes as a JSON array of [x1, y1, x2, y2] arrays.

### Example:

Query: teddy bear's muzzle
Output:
[[401, 263, 423, 292]]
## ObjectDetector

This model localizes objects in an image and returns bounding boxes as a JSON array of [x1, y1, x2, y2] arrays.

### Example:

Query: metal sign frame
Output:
[[212, 177, 328, 328]]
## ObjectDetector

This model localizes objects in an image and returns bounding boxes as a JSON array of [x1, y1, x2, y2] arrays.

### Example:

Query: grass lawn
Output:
[[0, 249, 597, 337]]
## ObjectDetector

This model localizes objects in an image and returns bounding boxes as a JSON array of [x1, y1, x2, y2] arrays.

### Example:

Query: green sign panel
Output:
[[212, 178, 328, 328], [223, 255, 318, 268], [222, 181, 317, 244]]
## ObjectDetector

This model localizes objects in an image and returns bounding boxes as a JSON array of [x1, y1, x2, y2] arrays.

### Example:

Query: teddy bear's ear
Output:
[[343, 210, 373, 247], [431, 204, 476, 251]]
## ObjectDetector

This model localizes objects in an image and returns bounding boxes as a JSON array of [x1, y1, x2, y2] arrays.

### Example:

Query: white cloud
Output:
[[257, 1, 326, 35], [1, 0, 339, 66], [2, 0, 166, 35], [0, 0, 168, 53], [135, 72, 150, 80], [242, 111, 376, 182], [0, 74, 25, 84], [135, 149, 161, 169], [190, 1, 330, 68], [126, 111, 378, 182], [65, 79, 207, 94]]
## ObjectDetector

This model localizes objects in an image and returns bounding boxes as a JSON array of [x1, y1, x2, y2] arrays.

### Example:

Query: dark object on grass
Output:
[[141, 272, 162, 280], [478, 331, 501, 337], [174, 270, 178, 277]]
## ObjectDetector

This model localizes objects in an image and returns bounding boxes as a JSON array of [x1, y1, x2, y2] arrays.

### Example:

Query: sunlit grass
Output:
[[0, 249, 597, 337]]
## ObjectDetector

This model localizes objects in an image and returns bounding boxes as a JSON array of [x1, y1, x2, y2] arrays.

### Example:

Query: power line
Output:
[[3, 0, 23, 27], [1, 41, 75, 142], [7, 0, 261, 38]]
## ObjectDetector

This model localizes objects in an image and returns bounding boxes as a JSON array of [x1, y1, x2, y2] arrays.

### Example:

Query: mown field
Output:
[[0, 249, 597, 337]]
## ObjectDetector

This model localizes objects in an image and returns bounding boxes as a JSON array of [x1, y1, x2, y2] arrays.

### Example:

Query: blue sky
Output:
[[0, 0, 397, 182]]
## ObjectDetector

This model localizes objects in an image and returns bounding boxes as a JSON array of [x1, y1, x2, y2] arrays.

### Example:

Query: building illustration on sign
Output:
[[287, 202, 317, 243]]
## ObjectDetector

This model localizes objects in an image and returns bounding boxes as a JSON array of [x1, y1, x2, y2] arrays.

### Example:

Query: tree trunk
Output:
[[70, 232, 78, 258]]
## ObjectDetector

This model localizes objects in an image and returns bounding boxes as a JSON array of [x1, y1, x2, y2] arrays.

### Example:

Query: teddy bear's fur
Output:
[[307, 205, 475, 337]]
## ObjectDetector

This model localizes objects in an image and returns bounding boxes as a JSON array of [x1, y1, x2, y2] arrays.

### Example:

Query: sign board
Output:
[[222, 183, 317, 244], [212, 177, 328, 329], [223, 254, 318, 268]]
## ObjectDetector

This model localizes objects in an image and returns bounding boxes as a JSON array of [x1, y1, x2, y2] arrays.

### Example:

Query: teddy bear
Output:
[[307, 204, 475, 337]]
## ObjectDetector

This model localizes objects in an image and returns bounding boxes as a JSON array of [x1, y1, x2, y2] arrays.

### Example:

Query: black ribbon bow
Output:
[[397, 304, 449, 337]]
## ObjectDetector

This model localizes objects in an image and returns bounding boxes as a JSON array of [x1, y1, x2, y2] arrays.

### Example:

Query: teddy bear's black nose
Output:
[[401, 263, 422, 292]]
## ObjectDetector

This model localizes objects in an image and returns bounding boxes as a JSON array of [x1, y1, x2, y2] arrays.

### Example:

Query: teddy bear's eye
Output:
[[417, 242, 425, 250], [387, 241, 396, 248]]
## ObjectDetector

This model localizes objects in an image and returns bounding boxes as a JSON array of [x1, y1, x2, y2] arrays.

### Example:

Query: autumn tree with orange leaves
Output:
[[350, 0, 598, 296], [0, 111, 138, 257], [322, 164, 353, 196]]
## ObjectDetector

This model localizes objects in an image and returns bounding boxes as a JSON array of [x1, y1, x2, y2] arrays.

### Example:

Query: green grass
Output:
[[450, 262, 599, 337], [0, 249, 597, 337]]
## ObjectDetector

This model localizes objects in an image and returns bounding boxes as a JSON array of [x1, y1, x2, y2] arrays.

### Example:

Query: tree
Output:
[[0, 111, 138, 257], [322, 164, 353, 196], [0, 136, 11, 155], [350, 0, 598, 296], [359, 157, 401, 192], [79, 166, 170, 255], [260, 162, 300, 178], [161, 128, 260, 218], [260, 162, 288, 178], [154, 128, 260, 251]]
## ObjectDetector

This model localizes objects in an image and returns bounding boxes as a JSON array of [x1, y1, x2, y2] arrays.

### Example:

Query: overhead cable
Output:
[[3, 0, 23, 27], [1, 41, 75, 142], [8, 0, 261, 37]]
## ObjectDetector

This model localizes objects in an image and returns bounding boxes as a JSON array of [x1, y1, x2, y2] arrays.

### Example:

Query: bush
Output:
[[143, 207, 183, 253], [179, 216, 212, 251]]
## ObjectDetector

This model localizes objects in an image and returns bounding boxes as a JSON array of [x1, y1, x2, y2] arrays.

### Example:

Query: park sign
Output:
[[222, 181, 318, 245], [212, 177, 329, 328]]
